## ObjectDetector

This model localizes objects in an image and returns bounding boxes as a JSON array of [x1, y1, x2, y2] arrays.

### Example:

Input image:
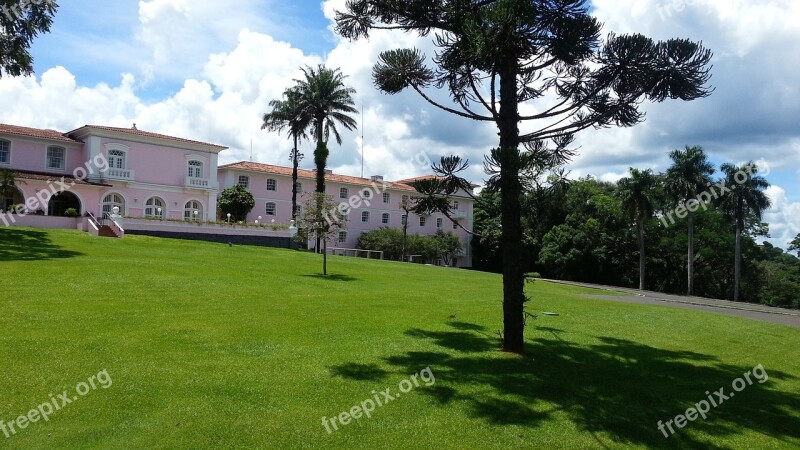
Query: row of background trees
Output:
[[471, 146, 799, 309]]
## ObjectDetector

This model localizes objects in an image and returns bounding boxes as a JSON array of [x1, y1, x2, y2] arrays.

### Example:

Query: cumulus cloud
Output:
[[0, 0, 797, 248]]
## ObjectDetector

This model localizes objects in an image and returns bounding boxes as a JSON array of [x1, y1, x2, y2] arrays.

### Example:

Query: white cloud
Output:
[[1, 0, 799, 248]]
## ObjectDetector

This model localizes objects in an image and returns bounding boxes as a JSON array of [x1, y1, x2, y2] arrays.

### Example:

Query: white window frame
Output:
[[265, 202, 277, 216], [144, 197, 165, 218], [382, 213, 390, 224], [338, 231, 347, 243], [401, 214, 407, 225], [419, 216, 427, 227], [361, 211, 370, 223], [383, 192, 390, 203], [453, 201, 460, 211], [266, 178, 277, 191], [101, 193, 125, 216], [0, 139, 11, 165], [46, 146, 66, 170], [108, 149, 127, 169], [238, 175, 250, 188], [437, 218, 443, 228], [184, 200, 203, 221], [188, 160, 204, 178], [363, 189, 372, 199], [340, 187, 349, 199], [294, 182, 303, 194]]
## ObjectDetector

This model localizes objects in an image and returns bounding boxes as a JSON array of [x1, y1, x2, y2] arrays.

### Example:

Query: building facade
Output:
[[218, 162, 475, 267], [0, 124, 225, 222], [1, 122, 475, 267]]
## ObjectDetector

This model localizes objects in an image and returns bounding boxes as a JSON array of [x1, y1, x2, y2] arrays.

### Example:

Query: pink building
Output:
[[218, 162, 475, 267], [0, 123, 225, 224], [1, 122, 475, 266]]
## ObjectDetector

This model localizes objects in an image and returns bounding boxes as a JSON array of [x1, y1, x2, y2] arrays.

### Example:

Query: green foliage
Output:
[[0, 0, 58, 77], [790, 234, 800, 257], [296, 193, 346, 275], [357, 227, 463, 265], [217, 185, 255, 222], [63, 208, 78, 218]]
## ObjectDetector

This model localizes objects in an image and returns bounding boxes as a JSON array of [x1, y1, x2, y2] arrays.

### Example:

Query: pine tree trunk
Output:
[[323, 237, 328, 275], [498, 64, 525, 354], [734, 216, 742, 301], [638, 218, 646, 290], [687, 211, 694, 296]]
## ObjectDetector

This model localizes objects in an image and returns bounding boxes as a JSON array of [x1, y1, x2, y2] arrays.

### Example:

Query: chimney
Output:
[[325, 169, 333, 175], [370, 175, 384, 182]]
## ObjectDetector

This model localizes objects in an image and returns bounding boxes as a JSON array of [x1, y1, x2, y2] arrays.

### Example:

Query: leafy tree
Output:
[[335, 0, 713, 353], [789, 234, 800, 257], [262, 87, 309, 220], [293, 65, 358, 194], [618, 168, 659, 290], [296, 193, 346, 275], [357, 227, 404, 260], [0, 0, 58, 77], [0, 167, 24, 210], [717, 162, 771, 301], [433, 230, 463, 266], [665, 146, 715, 296], [217, 184, 255, 222]]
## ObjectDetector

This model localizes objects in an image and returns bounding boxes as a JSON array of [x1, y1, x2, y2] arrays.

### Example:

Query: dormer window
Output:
[[47, 146, 65, 170], [188, 160, 203, 178]]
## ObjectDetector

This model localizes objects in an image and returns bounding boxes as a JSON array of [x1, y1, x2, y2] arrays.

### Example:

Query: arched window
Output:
[[188, 160, 204, 178], [265, 202, 277, 216], [102, 193, 125, 216], [108, 149, 127, 169], [145, 197, 165, 218], [184, 200, 203, 221], [266, 179, 277, 191]]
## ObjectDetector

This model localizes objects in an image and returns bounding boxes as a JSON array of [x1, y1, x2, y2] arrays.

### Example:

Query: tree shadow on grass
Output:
[[329, 363, 390, 382], [0, 228, 84, 261], [345, 321, 800, 448], [300, 274, 359, 282]]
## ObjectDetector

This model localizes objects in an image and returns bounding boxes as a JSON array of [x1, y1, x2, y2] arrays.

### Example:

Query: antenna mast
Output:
[[361, 99, 365, 178]]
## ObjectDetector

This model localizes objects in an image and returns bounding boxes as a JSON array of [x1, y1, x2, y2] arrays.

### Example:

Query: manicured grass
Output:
[[1, 227, 798, 449]]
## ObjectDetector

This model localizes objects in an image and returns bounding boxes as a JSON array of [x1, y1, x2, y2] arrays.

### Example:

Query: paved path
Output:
[[543, 279, 800, 328]]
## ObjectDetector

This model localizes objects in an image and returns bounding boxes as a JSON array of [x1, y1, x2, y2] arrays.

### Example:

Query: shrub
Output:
[[64, 208, 79, 217]]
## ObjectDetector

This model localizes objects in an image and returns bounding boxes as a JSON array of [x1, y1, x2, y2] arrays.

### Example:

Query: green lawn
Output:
[[1, 227, 798, 449]]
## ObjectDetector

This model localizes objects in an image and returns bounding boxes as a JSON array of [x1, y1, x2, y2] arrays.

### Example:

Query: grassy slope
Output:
[[0, 228, 798, 449]]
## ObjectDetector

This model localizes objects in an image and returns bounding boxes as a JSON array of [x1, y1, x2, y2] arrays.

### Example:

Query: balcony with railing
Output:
[[105, 168, 135, 181], [185, 176, 215, 189]]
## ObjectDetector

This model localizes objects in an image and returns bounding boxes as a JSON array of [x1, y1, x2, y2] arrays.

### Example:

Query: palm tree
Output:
[[717, 162, 771, 301], [790, 233, 800, 257], [262, 87, 309, 220], [293, 65, 358, 193], [618, 168, 659, 290], [665, 146, 715, 296]]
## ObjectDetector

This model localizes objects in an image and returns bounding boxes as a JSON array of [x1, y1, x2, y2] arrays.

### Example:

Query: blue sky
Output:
[[3, 0, 799, 248]]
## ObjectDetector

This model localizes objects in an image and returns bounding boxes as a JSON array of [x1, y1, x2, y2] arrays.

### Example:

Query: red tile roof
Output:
[[70, 125, 228, 150], [396, 175, 480, 189], [0, 124, 83, 143], [219, 161, 418, 191], [14, 170, 111, 186]]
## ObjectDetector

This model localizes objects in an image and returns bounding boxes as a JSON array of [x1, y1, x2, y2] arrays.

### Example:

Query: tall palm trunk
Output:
[[637, 217, 646, 290], [498, 64, 525, 354], [291, 134, 299, 221], [687, 211, 694, 296]]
